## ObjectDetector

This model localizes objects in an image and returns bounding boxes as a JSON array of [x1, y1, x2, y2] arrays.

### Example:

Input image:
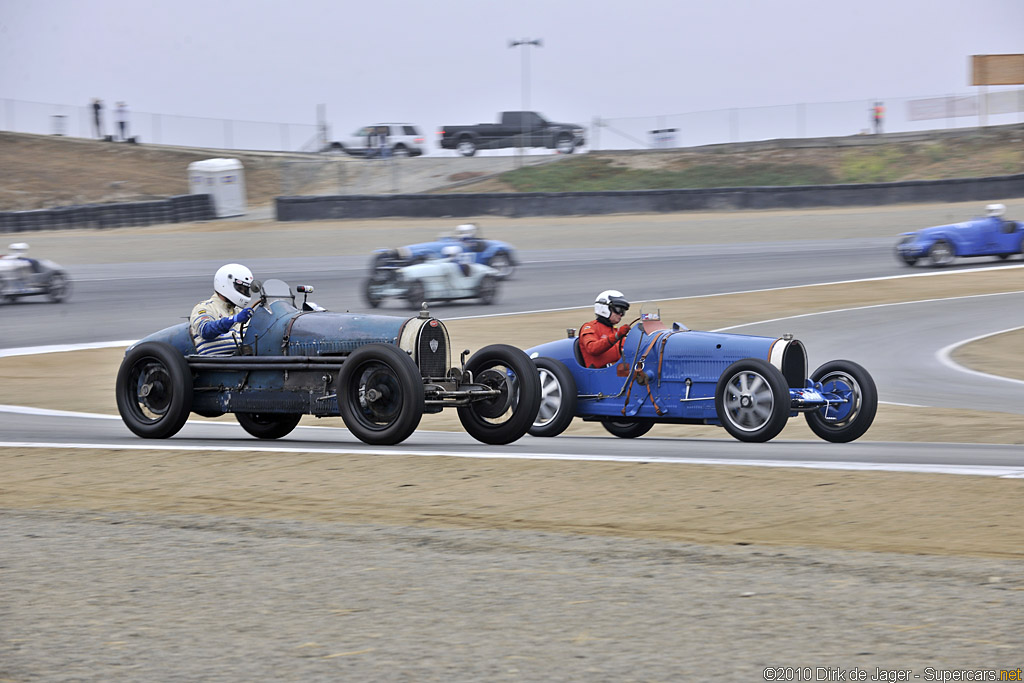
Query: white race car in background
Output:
[[365, 246, 500, 309], [0, 243, 71, 303]]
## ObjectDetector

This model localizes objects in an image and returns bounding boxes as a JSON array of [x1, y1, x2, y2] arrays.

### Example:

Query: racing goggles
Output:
[[609, 303, 628, 316], [233, 278, 251, 298]]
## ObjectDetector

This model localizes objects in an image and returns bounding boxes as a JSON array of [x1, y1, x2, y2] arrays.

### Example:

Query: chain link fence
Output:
[[3, 89, 1023, 154], [593, 90, 1024, 150]]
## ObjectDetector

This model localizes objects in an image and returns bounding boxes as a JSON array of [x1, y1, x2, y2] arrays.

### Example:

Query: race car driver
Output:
[[189, 263, 255, 356], [579, 289, 631, 368]]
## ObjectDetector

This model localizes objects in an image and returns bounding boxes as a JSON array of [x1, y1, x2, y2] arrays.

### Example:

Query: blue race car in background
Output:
[[115, 278, 540, 446], [371, 223, 518, 279], [526, 312, 877, 443], [895, 203, 1023, 267]]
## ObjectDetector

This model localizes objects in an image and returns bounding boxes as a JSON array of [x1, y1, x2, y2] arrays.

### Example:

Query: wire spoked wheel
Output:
[[338, 344, 424, 445], [115, 341, 193, 438]]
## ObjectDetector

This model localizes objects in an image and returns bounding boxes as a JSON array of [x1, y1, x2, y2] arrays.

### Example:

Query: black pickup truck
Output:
[[439, 111, 585, 157]]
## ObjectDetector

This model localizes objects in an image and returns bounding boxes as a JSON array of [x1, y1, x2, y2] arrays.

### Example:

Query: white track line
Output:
[[1, 440, 1022, 478]]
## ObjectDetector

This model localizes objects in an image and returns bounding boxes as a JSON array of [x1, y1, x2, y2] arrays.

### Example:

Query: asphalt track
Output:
[[2, 224, 1023, 472]]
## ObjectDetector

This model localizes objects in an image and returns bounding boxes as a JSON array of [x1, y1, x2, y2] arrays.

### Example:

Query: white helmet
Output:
[[441, 245, 462, 259], [986, 203, 1006, 218], [214, 263, 254, 308], [594, 289, 629, 318], [455, 223, 478, 238], [7, 242, 28, 256]]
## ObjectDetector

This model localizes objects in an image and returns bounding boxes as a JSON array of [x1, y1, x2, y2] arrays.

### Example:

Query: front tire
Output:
[[555, 134, 575, 155], [529, 358, 577, 438], [338, 344, 424, 445], [405, 280, 426, 310], [715, 358, 789, 443], [488, 252, 515, 279], [364, 276, 384, 308], [804, 360, 877, 443], [47, 272, 70, 302], [236, 412, 302, 439], [115, 341, 193, 439], [458, 344, 540, 445], [928, 240, 955, 267], [600, 419, 653, 439]]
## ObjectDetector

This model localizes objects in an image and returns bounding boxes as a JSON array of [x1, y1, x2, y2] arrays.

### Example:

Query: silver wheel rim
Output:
[[393, 146, 409, 158], [490, 254, 512, 277], [556, 137, 573, 153], [722, 370, 775, 432], [534, 368, 563, 428], [457, 140, 474, 155], [931, 243, 953, 265]]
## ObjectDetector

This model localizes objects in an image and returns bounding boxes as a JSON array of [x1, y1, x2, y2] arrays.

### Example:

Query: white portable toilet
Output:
[[187, 158, 247, 217]]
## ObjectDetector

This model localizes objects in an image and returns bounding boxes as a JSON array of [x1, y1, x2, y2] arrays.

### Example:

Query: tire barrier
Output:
[[276, 173, 1024, 221], [0, 194, 216, 233]]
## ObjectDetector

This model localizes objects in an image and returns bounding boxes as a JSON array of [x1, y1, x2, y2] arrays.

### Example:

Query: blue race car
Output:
[[895, 204, 1023, 267], [371, 224, 518, 279], [115, 278, 540, 446], [526, 312, 877, 443]]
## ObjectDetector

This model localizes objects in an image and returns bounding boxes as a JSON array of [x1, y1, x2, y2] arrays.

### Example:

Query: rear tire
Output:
[[478, 274, 498, 305], [456, 137, 477, 157], [236, 412, 302, 439], [529, 358, 577, 438], [600, 419, 653, 439]]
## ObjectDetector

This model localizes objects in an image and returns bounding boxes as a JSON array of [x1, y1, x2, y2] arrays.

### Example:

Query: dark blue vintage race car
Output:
[[371, 224, 518, 279], [526, 312, 877, 443], [895, 204, 1023, 267], [115, 279, 540, 446]]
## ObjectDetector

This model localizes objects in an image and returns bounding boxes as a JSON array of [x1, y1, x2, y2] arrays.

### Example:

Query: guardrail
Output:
[[0, 194, 215, 233], [276, 174, 1024, 221]]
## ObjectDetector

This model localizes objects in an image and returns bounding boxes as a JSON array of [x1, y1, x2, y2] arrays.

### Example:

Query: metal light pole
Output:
[[509, 38, 541, 167]]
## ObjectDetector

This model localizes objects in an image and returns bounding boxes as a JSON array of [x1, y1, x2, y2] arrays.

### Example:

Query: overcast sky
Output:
[[1, 0, 1022, 140]]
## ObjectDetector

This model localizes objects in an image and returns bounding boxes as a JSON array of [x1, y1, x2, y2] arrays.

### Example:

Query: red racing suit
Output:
[[579, 318, 630, 368]]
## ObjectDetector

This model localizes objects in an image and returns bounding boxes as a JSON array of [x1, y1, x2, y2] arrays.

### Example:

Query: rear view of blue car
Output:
[[896, 203, 1023, 267]]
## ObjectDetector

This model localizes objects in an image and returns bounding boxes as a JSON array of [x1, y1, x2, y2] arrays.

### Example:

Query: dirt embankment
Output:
[[4, 124, 1023, 208]]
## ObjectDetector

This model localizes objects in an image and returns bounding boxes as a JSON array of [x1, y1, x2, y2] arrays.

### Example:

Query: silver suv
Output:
[[333, 123, 427, 158]]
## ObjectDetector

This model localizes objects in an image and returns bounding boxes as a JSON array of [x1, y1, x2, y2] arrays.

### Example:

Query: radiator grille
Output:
[[417, 323, 447, 378]]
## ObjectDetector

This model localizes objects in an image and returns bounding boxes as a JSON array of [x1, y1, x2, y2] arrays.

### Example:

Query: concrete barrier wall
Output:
[[0, 194, 215, 233], [276, 173, 1024, 221]]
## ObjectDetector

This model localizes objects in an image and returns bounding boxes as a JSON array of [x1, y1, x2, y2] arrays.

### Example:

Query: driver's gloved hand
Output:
[[200, 310, 249, 340], [615, 323, 631, 340]]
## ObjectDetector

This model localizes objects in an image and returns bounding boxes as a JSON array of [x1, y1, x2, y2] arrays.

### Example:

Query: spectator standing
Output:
[[872, 101, 885, 134], [115, 101, 130, 141], [91, 98, 104, 138]]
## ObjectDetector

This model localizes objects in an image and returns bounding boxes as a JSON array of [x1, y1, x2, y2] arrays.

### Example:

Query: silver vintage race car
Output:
[[365, 245, 500, 309], [0, 243, 71, 303]]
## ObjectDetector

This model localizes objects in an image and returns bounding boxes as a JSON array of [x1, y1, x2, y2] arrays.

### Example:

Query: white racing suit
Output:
[[189, 295, 244, 356]]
